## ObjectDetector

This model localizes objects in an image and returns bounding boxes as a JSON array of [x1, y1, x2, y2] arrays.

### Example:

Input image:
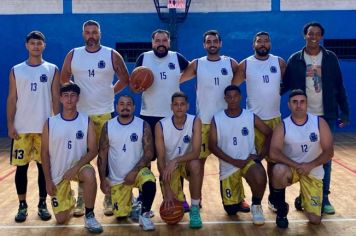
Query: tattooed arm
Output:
[[123, 121, 154, 185], [98, 122, 110, 194]]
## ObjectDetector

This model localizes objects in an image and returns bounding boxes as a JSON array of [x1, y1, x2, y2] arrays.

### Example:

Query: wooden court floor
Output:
[[0, 133, 356, 236]]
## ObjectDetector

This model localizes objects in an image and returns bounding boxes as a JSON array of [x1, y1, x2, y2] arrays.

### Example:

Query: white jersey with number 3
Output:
[[48, 112, 89, 185], [213, 109, 256, 180], [283, 113, 323, 179], [107, 116, 144, 185], [71, 46, 115, 115]]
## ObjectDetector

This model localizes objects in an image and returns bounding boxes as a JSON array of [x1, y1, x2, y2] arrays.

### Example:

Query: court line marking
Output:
[[333, 158, 356, 174], [0, 168, 16, 182], [1, 217, 356, 229]]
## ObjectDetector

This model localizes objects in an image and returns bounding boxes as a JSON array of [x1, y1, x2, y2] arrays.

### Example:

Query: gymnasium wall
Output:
[[0, 1, 355, 136]]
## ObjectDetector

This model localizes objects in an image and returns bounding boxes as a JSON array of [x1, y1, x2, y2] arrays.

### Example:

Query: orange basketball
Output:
[[159, 200, 184, 225], [129, 66, 154, 93]]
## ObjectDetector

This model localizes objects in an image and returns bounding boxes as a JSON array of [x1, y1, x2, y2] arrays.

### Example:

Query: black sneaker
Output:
[[38, 205, 52, 221], [294, 195, 303, 211], [236, 200, 250, 213], [276, 215, 289, 228], [15, 207, 28, 223]]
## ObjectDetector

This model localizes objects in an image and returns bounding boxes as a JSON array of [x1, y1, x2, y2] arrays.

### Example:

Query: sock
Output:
[[19, 200, 28, 209], [191, 199, 200, 207], [252, 196, 262, 205], [38, 197, 46, 208], [273, 188, 288, 217], [85, 208, 94, 217]]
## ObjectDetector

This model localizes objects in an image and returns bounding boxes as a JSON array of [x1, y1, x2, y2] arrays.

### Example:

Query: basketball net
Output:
[[167, 0, 185, 9]]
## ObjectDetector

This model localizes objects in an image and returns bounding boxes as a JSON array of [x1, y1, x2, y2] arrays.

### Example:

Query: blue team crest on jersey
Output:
[[76, 130, 84, 139], [183, 135, 191, 143], [270, 66, 277, 73], [309, 132, 318, 142], [40, 74, 48, 82], [168, 62, 175, 70], [221, 68, 228, 75], [241, 127, 249, 136], [130, 133, 138, 142], [98, 60, 106, 69]]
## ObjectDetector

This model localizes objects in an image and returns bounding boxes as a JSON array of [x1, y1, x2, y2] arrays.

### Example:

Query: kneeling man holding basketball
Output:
[[97, 95, 156, 231], [155, 92, 203, 228]]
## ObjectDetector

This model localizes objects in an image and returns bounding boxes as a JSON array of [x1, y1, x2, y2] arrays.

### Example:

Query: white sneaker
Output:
[[103, 195, 113, 216], [139, 212, 155, 231], [251, 204, 265, 225], [268, 200, 277, 213], [84, 212, 103, 234], [73, 196, 85, 217], [130, 201, 142, 221]]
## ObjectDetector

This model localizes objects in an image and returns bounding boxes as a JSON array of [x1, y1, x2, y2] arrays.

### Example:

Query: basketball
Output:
[[159, 200, 184, 225], [129, 66, 154, 93]]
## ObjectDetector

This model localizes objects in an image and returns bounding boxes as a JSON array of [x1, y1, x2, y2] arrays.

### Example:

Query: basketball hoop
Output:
[[167, 0, 185, 9]]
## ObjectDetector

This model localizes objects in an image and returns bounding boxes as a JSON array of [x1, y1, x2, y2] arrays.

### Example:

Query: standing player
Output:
[[97, 95, 156, 231], [209, 85, 272, 225], [235, 31, 286, 211], [270, 89, 333, 228], [282, 22, 350, 214], [41, 82, 103, 233], [7, 31, 60, 222], [134, 29, 189, 210], [61, 19, 130, 216], [155, 92, 203, 228], [180, 30, 249, 211]]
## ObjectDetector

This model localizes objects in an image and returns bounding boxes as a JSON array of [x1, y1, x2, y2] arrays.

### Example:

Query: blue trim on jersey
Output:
[[224, 109, 243, 118], [192, 115, 197, 133], [207, 56, 222, 62], [290, 114, 309, 127], [60, 112, 79, 121], [282, 120, 286, 136], [117, 116, 135, 126], [171, 114, 187, 131], [84, 46, 102, 54], [253, 55, 270, 61], [25, 60, 45, 67], [110, 49, 115, 72]]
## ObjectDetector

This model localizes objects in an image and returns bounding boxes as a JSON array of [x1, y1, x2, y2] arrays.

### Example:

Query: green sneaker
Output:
[[38, 205, 52, 221], [189, 205, 202, 229], [15, 207, 28, 223], [323, 204, 335, 215]]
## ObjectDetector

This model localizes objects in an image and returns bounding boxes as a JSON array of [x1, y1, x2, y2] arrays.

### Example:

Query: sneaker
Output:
[[276, 215, 289, 228], [237, 199, 250, 213], [15, 207, 28, 223], [103, 195, 113, 216], [139, 212, 155, 231], [73, 196, 85, 217], [294, 195, 303, 211], [38, 204, 52, 221], [130, 201, 142, 221], [323, 203, 335, 215], [189, 205, 202, 229], [268, 200, 277, 213], [251, 205, 265, 225], [182, 200, 190, 213], [84, 212, 103, 234]]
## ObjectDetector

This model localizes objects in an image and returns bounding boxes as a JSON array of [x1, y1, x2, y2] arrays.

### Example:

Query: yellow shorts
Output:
[[160, 163, 188, 202], [50, 164, 93, 215], [220, 160, 255, 205], [290, 168, 323, 216], [255, 117, 281, 162], [111, 167, 155, 217], [200, 124, 211, 159], [89, 112, 112, 145], [11, 133, 41, 166]]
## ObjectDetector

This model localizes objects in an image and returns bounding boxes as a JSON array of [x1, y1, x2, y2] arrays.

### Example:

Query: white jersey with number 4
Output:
[[13, 61, 57, 133], [213, 109, 256, 180], [71, 46, 115, 115], [107, 116, 144, 185], [283, 113, 323, 179], [48, 112, 89, 185]]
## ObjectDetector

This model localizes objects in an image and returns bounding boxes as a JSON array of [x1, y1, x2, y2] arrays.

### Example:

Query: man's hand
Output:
[[123, 170, 138, 185], [8, 125, 19, 140], [46, 180, 57, 196], [163, 159, 177, 183], [63, 166, 79, 181], [100, 178, 111, 194], [296, 162, 313, 176]]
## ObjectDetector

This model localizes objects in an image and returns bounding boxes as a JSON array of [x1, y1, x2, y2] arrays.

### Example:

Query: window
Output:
[[116, 42, 151, 63], [324, 39, 356, 59]]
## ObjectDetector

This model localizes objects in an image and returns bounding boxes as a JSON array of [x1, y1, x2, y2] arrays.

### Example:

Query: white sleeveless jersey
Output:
[[159, 114, 195, 161], [71, 46, 115, 115], [283, 113, 324, 179], [213, 109, 256, 180], [13, 60, 57, 133], [245, 54, 281, 120], [141, 51, 181, 117], [196, 56, 233, 124], [107, 116, 144, 185], [48, 112, 89, 185]]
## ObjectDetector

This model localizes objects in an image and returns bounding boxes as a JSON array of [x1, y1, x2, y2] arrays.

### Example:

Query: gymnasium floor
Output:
[[0, 133, 355, 235]]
